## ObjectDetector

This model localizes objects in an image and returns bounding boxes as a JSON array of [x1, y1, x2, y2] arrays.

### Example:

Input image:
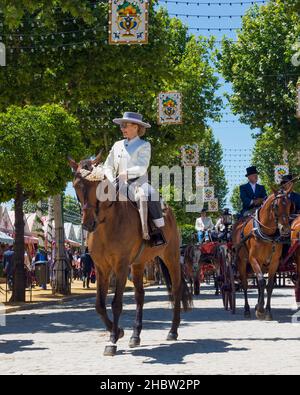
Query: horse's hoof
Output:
[[103, 345, 117, 357], [129, 337, 141, 348], [118, 328, 125, 340], [167, 332, 178, 341], [255, 309, 265, 320], [264, 312, 273, 321]]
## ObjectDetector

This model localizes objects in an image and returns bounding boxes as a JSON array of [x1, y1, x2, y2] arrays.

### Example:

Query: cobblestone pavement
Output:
[[0, 284, 299, 375]]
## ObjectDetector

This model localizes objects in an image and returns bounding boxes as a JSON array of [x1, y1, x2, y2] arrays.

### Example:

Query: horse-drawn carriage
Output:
[[183, 196, 300, 319], [218, 229, 300, 315]]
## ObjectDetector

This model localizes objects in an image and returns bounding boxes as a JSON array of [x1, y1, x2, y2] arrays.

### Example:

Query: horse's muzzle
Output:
[[82, 221, 97, 233], [278, 223, 291, 238]]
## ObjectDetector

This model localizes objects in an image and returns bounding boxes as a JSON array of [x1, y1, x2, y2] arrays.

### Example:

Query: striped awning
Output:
[[0, 231, 14, 244]]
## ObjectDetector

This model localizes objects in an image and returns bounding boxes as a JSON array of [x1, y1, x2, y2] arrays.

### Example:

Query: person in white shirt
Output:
[[195, 209, 214, 243], [102, 112, 165, 246]]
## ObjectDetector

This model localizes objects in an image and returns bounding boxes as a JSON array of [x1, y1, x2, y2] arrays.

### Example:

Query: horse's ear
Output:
[[284, 181, 294, 195], [92, 150, 103, 167], [68, 156, 78, 171], [270, 185, 278, 194]]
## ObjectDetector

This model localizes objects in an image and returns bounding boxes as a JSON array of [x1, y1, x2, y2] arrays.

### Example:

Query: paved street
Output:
[[0, 284, 299, 375]]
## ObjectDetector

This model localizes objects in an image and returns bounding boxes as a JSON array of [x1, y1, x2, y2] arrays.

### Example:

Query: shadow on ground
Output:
[[122, 339, 248, 364]]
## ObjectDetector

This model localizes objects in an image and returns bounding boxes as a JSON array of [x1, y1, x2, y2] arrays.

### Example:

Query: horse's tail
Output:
[[158, 258, 193, 312]]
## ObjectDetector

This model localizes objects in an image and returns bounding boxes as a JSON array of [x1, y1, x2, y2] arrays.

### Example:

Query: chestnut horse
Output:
[[232, 185, 293, 320], [291, 215, 300, 305], [69, 155, 192, 356], [183, 245, 202, 295]]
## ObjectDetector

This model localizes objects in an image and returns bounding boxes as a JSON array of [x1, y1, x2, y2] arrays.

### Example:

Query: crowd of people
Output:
[[0, 244, 96, 292], [67, 247, 96, 289]]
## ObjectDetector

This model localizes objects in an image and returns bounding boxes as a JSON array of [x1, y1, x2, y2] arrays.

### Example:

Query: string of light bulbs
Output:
[[169, 13, 244, 18], [158, 0, 266, 4]]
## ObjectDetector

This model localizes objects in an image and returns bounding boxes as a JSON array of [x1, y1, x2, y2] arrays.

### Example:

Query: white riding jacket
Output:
[[103, 136, 151, 183], [195, 217, 214, 232]]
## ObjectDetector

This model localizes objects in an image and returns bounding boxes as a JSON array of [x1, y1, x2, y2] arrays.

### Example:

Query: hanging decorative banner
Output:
[[208, 199, 218, 212], [195, 166, 209, 187], [158, 92, 182, 125], [203, 186, 215, 202], [274, 165, 289, 185], [108, 0, 149, 45], [180, 144, 199, 167], [296, 82, 300, 119], [0, 43, 6, 67]]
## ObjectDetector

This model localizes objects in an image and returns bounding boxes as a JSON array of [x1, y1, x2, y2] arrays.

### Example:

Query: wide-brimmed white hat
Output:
[[113, 112, 151, 128]]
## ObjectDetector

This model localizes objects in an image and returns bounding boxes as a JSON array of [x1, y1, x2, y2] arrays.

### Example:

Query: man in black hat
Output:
[[281, 175, 300, 214], [240, 166, 267, 216]]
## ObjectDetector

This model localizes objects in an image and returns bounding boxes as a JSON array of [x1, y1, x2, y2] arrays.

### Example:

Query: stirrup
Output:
[[149, 228, 166, 247]]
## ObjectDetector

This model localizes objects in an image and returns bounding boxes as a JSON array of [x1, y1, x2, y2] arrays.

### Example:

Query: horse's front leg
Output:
[[95, 266, 113, 332], [295, 254, 300, 308], [129, 264, 145, 348], [265, 250, 281, 321], [249, 253, 266, 320], [265, 274, 276, 321], [104, 264, 128, 356]]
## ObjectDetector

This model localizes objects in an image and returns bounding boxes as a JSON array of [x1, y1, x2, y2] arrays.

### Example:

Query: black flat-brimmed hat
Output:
[[113, 112, 151, 129], [223, 208, 230, 215], [245, 166, 259, 177]]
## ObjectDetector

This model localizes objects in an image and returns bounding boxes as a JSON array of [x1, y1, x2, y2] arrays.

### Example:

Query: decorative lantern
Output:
[[222, 209, 233, 226]]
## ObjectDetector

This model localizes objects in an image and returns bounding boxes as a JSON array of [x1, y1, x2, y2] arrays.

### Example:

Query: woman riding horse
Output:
[[69, 112, 192, 356]]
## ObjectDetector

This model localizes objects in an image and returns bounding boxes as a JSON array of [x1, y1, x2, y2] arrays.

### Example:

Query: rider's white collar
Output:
[[125, 136, 140, 146]]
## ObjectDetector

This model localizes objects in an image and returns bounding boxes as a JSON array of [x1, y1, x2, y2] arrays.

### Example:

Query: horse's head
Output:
[[270, 183, 294, 237], [68, 152, 105, 233]]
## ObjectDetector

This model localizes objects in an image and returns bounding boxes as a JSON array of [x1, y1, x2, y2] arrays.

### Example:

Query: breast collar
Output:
[[252, 209, 282, 243]]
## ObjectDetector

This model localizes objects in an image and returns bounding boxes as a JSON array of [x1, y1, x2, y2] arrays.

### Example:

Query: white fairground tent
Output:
[[64, 222, 81, 247], [0, 231, 14, 244]]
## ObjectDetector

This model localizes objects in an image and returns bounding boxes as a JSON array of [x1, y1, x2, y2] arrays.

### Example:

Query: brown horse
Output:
[[183, 245, 202, 295], [291, 215, 300, 305], [69, 155, 192, 356], [232, 185, 293, 320]]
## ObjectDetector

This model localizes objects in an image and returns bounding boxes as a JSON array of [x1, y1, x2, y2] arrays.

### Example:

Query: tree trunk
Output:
[[10, 183, 26, 303], [53, 194, 70, 295]]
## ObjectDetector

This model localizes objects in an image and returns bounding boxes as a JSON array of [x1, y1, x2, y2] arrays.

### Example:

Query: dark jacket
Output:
[[290, 192, 300, 213], [240, 183, 267, 215], [80, 253, 94, 274], [3, 250, 14, 277]]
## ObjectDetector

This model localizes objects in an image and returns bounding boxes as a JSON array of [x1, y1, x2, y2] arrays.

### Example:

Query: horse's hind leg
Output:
[[160, 253, 192, 341], [104, 264, 128, 356], [129, 264, 145, 348]]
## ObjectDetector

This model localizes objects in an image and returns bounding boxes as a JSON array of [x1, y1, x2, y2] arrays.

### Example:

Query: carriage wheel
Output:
[[226, 250, 236, 314], [219, 245, 236, 314]]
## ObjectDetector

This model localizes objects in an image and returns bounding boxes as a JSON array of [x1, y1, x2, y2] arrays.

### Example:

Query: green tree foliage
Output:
[[63, 194, 81, 225], [220, 0, 300, 149], [230, 185, 243, 214], [0, 3, 223, 157], [0, 104, 84, 301], [252, 127, 300, 192]]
